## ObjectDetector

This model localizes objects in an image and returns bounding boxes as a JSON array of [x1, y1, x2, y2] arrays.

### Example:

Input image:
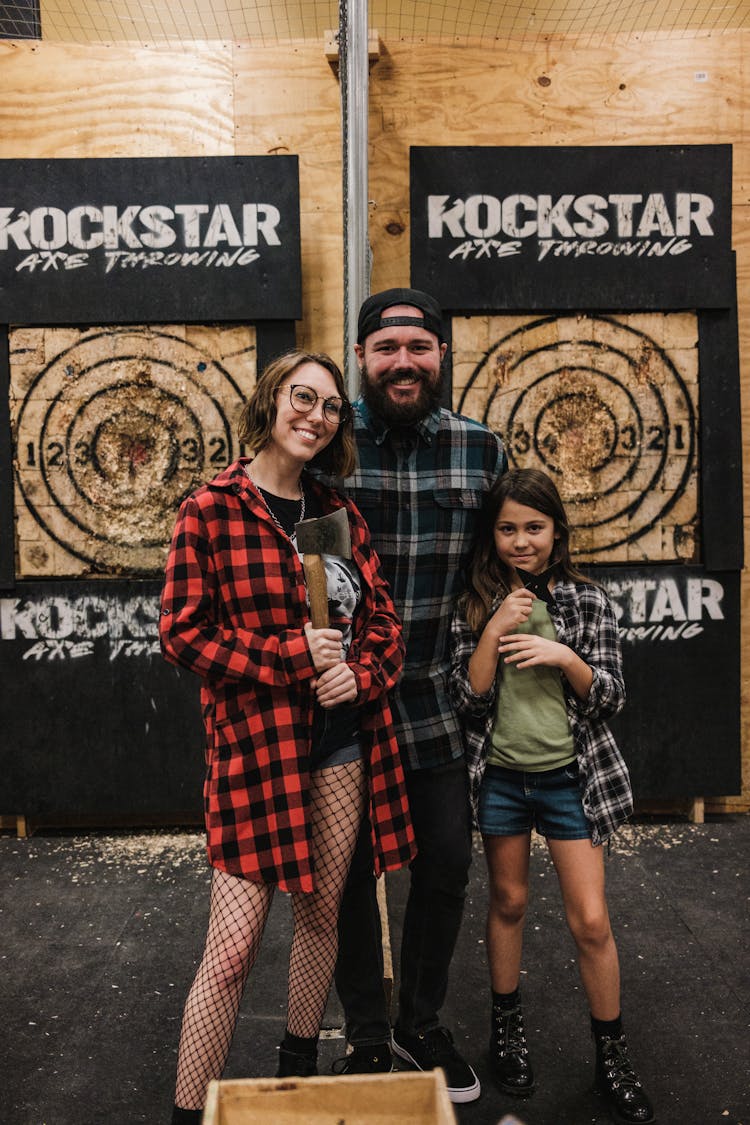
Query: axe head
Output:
[[294, 506, 352, 558]]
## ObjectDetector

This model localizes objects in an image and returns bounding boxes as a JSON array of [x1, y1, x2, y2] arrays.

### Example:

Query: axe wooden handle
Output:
[[303, 554, 329, 628]]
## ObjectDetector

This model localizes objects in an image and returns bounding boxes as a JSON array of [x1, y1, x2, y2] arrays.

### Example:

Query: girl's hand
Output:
[[498, 632, 566, 668], [488, 587, 535, 638], [467, 588, 535, 695], [315, 662, 357, 708], [498, 633, 594, 700], [304, 623, 344, 672]]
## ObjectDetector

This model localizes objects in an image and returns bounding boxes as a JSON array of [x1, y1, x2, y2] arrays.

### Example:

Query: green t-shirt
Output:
[[488, 597, 576, 772]]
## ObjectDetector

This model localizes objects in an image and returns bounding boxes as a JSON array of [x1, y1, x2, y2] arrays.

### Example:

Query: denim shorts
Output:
[[311, 741, 361, 772], [478, 761, 591, 840]]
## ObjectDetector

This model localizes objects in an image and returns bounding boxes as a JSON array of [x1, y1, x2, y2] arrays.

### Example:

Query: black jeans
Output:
[[334, 758, 473, 1042]]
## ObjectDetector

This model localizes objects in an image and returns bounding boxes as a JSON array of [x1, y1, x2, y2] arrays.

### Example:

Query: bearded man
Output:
[[332, 288, 507, 1103]]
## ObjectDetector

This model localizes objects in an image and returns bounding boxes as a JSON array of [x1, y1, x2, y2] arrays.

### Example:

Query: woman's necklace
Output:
[[243, 463, 305, 539]]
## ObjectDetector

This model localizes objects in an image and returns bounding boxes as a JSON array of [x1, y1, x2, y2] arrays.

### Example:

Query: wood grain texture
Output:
[[0, 29, 748, 806], [233, 43, 344, 361], [0, 40, 235, 157], [368, 37, 748, 262]]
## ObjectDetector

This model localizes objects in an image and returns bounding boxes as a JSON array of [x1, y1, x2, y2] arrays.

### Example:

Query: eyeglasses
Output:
[[281, 384, 351, 426]]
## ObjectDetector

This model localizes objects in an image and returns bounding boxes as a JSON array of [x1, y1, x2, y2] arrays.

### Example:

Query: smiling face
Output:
[[270, 360, 340, 466], [493, 497, 559, 576], [355, 304, 448, 426]]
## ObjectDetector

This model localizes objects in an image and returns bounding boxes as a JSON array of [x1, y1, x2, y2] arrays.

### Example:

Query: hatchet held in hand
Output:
[[294, 507, 352, 628]]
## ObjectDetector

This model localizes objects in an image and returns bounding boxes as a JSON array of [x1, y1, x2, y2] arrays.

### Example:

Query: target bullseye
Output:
[[454, 313, 698, 561], [534, 388, 618, 475], [12, 325, 255, 574]]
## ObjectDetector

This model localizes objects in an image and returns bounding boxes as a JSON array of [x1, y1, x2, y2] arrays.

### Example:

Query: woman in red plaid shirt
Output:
[[160, 351, 415, 1123]]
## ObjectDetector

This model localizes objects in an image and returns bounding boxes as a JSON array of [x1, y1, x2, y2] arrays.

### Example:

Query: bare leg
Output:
[[482, 832, 532, 993], [546, 837, 620, 1019], [174, 870, 274, 1110]]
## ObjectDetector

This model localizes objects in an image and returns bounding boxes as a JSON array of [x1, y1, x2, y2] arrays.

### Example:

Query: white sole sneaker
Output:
[[391, 1036, 482, 1104]]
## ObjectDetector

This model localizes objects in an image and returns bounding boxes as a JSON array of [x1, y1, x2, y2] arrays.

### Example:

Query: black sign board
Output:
[[0, 580, 203, 818], [0, 568, 739, 819], [410, 145, 733, 310], [0, 156, 302, 323], [598, 565, 740, 798]]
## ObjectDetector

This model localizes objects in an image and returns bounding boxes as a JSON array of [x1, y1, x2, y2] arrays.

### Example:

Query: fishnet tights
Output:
[[287, 760, 367, 1037], [174, 759, 367, 1110]]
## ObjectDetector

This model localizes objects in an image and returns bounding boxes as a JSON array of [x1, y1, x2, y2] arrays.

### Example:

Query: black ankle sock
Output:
[[282, 1029, 319, 1055], [591, 1014, 623, 1041], [492, 987, 521, 1011]]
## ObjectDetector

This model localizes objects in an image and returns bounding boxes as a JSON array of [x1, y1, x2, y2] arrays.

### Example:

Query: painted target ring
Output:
[[15, 327, 250, 572], [458, 315, 697, 554]]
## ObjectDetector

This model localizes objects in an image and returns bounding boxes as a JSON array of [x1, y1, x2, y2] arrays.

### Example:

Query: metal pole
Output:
[[340, 0, 370, 399]]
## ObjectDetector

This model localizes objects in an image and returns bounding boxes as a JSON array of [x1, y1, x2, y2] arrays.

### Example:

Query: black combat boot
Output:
[[489, 1000, 535, 1095], [594, 1031, 655, 1123], [170, 1106, 202, 1123], [276, 1030, 319, 1078]]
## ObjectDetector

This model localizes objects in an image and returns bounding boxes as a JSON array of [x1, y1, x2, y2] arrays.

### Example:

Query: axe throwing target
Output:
[[11, 325, 256, 575], [454, 313, 699, 562]]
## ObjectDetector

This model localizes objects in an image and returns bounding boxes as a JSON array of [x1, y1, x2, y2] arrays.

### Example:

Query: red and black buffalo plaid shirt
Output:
[[159, 460, 415, 893]]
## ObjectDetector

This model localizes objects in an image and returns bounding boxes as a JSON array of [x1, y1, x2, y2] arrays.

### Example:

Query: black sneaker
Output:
[[392, 1026, 481, 1104], [332, 1042, 393, 1074]]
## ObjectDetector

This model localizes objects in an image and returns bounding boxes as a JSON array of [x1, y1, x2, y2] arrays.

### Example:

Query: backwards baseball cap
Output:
[[357, 287, 445, 344]]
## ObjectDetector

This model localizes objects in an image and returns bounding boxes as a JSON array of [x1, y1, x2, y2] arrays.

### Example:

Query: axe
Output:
[[294, 507, 352, 627]]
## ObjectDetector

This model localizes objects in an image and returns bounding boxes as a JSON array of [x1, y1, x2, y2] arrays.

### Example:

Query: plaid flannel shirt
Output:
[[449, 578, 633, 845], [159, 461, 415, 893], [343, 401, 507, 772]]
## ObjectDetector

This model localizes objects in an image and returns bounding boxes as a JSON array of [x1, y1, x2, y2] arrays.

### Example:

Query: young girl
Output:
[[449, 468, 654, 1125]]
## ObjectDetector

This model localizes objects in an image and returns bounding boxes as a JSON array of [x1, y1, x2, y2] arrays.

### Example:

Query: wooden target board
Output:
[[453, 313, 699, 563], [11, 324, 256, 576]]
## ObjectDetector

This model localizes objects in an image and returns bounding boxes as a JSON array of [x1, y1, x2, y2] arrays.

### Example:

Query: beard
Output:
[[360, 360, 445, 428]]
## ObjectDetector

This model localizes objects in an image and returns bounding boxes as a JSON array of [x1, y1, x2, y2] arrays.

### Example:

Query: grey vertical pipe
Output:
[[341, 0, 370, 398]]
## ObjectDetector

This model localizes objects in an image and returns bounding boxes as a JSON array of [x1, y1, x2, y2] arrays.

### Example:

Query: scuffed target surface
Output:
[[453, 313, 699, 562], [11, 324, 256, 576]]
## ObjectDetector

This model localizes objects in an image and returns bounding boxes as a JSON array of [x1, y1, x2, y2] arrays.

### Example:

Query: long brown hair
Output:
[[237, 350, 356, 477], [460, 468, 595, 636]]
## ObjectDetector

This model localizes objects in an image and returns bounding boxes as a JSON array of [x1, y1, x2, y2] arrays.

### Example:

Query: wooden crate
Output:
[[202, 1070, 457, 1125]]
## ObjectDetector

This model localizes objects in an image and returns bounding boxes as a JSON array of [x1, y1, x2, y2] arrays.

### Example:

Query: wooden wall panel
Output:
[[233, 43, 344, 362], [0, 29, 748, 808], [367, 34, 750, 812], [368, 37, 748, 282], [368, 52, 747, 322], [0, 41, 235, 157]]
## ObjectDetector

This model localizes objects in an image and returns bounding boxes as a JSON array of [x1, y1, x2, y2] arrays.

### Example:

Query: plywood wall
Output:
[[365, 36, 750, 814], [0, 38, 344, 357], [1, 31, 748, 810]]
